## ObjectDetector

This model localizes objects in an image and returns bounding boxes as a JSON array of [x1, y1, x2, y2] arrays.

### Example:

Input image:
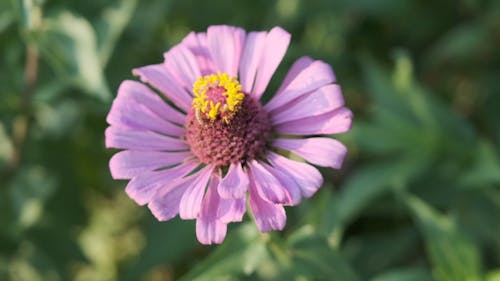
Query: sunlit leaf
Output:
[[487, 270, 500, 281], [19, 0, 42, 32], [95, 0, 137, 66], [0, 122, 14, 167], [38, 11, 111, 101], [8, 166, 57, 230], [34, 99, 82, 138], [77, 193, 143, 280], [454, 187, 500, 258]]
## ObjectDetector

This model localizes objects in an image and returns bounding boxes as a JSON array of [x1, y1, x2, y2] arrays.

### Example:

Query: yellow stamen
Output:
[[192, 72, 245, 123], [208, 101, 220, 120]]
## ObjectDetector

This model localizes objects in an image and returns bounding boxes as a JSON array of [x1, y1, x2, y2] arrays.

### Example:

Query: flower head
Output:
[[106, 25, 353, 244]]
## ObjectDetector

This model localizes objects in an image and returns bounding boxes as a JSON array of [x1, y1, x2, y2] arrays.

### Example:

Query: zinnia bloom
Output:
[[106, 25, 353, 244]]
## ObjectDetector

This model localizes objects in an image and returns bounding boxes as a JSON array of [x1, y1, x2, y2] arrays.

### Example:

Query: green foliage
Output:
[[1, 0, 499, 280], [371, 267, 432, 281], [403, 192, 483, 281], [38, 11, 111, 101], [178, 223, 268, 281]]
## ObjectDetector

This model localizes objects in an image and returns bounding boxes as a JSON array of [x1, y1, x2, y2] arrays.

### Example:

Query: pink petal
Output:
[[109, 150, 192, 179], [248, 160, 289, 204], [265, 60, 335, 112], [249, 182, 286, 232], [198, 174, 221, 218], [181, 32, 215, 75], [238, 31, 266, 93], [271, 84, 344, 125], [252, 27, 291, 99], [179, 165, 214, 219], [275, 56, 314, 93], [125, 161, 198, 205], [207, 25, 246, 76], [105, 127, 188, 151], [217, 163, 249, 199], [267, 151, 323, 198], [148, 172, 199, 221], [114, 80, 185, 125], [196, 217, 227, 245], [264, 165, 301, 205], [163, 44, 202, 90], [274, 107, 353, 136], [273, 138, 347, 169], [196, 176, 227, 244], [106, 97, 184, 136], [218, 197, 246, 223], [132, 64, 192, 111]]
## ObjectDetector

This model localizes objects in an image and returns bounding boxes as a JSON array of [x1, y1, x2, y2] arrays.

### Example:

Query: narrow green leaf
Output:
[[454, 188, 500, 257], [95, 0, 137, 67], [371, 267, 432, 281], [460, 141, 500, 188], [0, 122, 14, 167], [425, 22, 489, 66], [403, 193, 484, 281], [288, 227, 360, 281], [344, 227, 419, 277], [20, 0, 42, 32], [325, 158, 425, 237], [178, 223, 268, 281]]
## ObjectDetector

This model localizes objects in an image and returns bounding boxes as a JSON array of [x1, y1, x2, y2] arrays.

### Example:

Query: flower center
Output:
[[192, 72, 245, 123], [186, 73, 271, 167]]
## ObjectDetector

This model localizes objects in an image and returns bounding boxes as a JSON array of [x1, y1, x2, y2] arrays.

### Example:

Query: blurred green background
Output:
[[1, 0, 500, 280]]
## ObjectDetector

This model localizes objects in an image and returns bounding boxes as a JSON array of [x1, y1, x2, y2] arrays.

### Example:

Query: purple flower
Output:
[[106, 26, 353, 244]]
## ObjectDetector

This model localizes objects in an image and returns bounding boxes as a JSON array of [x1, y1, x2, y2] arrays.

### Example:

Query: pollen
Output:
[[192, 72, 245, 123]]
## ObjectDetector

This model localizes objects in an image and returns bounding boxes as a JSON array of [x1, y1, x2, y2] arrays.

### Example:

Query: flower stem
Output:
[[9, 37, 39, 170]]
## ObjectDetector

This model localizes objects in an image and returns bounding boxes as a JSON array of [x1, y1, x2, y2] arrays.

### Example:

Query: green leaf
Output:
[[19, 0, 42, 32], [460, 141, 500, 188], [360, 57, 414, 120], [95, 0, 137, 66], [344, 227, 419, 278], [178, 223, 269, 281], [38, 11, 111, 101], [371, 267, 433, 281], [0, 122, 14, 167], [0, 0, 15, 33], [324, 158, 425, 238], [425, 22, 489, 66], [8, 165, 57, 230], [487, 270, 500, 281], [287, 226, 360, 281], [403, 193, 484, 281], [361, 54, 474, 144], [120, 218, 198, 281], [34, 99, 82, 138], [454, 188, 500, 257]]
